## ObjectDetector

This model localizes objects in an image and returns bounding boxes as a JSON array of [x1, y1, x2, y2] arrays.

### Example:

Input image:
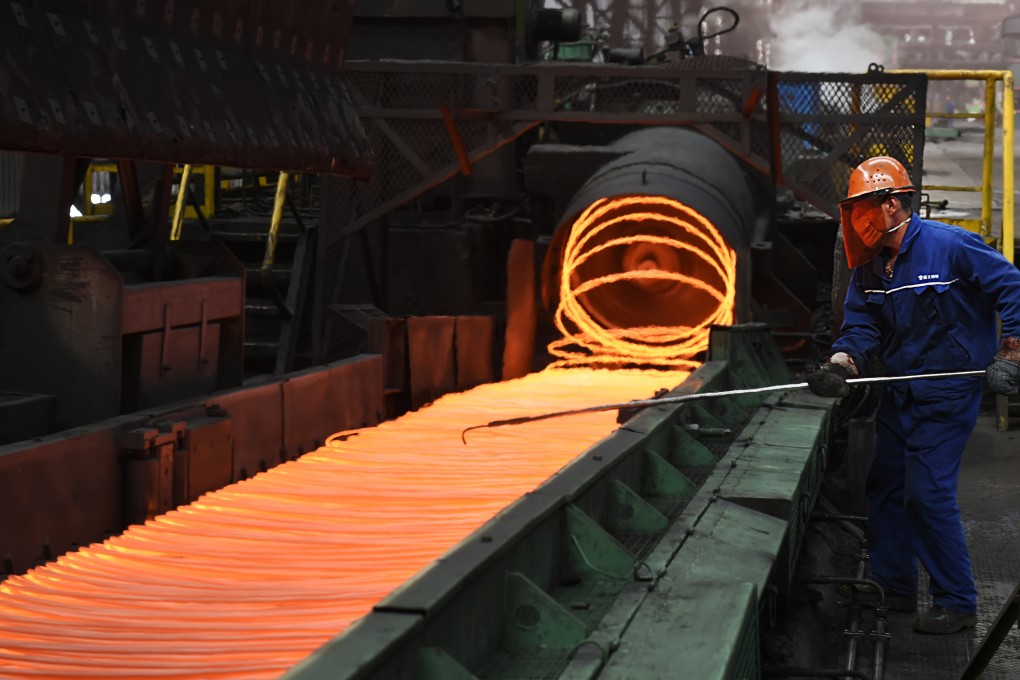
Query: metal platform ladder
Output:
[[194, 170, 315, 375]]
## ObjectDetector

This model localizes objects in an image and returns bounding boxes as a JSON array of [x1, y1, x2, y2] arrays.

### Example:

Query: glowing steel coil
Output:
[[0, 368, 686, 679], [549, 195, 737, 370]]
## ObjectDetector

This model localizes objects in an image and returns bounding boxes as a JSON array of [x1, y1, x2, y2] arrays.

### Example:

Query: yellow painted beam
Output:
[[169, 164, 192, 241], [261, 172, 290, 272], [1002, 71, 1015, 265]]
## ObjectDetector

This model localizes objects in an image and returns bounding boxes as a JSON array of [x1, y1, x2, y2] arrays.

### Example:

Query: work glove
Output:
[[806, 362, 853, 398], [986, 337, 1020, 396]]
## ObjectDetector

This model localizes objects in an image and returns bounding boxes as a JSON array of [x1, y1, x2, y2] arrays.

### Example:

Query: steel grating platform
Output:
[[881, 417, 1020, 679], [832, 415, 1020, 680]]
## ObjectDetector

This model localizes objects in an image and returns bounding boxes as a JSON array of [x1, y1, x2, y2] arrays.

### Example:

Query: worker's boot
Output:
[[912, 606, 977, 634]]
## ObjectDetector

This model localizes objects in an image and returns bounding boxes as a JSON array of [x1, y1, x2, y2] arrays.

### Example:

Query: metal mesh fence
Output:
[[774, 72, 927, 212], [315, 62, 927, 353], [323, 61, 774, 247]]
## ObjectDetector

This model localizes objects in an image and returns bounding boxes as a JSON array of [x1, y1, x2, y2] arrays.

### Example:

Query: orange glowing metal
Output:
[[549, 195, 737, 369], [0, 368, 686, 679], [0, 191, 723, 677]]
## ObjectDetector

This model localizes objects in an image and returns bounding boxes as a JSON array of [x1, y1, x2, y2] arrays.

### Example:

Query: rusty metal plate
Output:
[[278, 355, 385, 460], [0, 246, 123, 430], [131, 324, 222, 410], [179, 414, 234, 503], [407, 317, 456, 409], [212, 382, 284, 479], [455, 316, 495, 390], [281, 368, 333, 458], [120, 277, 243, 335], [502, 239, 537, 380], [0, 424, 125, 575], [327, 354, 384, 431]]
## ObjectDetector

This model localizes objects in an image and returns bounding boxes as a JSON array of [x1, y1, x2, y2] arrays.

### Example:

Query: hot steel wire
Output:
[[0, 367, 686, 679], [0, 192, 731, 677], [549, 195, 737, 370]]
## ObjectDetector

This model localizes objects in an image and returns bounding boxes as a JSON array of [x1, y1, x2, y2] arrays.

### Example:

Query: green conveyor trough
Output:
[[285, 324, 834, 680]]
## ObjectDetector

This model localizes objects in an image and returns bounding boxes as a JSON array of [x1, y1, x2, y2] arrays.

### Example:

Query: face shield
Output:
[[836, 190, 918, 269], [839, 195, 890, 268]]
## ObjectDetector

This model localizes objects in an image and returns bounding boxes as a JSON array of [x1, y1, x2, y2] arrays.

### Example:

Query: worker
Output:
[[807, 156, 1020, 634]]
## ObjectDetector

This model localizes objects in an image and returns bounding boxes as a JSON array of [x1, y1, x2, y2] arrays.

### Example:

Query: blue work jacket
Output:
[[832, 214, 1020, 400]]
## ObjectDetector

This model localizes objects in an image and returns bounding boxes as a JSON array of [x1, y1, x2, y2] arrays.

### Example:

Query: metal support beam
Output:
[[330, 61, 921, 248], [276, 227, 316, 375], [149, 164, 176, 244], [336, 120, 539, 242], [116, 160, 146, 243], [13, 155, 86, 244]]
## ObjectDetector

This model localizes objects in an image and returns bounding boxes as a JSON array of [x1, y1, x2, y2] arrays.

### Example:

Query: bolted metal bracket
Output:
[[608, 479, 668, 535], [643, 450, 697, 498], [0, 243, 44, 293], [686, 405, 727, 431], [565, 504, 635, 581], [121, 422, 184, 523], [419, 647, 478, 680], [668, 424, 718, 467], [503, 572, 586, 651], [418, 648, 473, 676]]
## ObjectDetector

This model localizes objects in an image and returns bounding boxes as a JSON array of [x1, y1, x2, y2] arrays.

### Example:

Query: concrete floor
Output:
[[880, 415, 1020, 679], [923, 125, 1018, 238]]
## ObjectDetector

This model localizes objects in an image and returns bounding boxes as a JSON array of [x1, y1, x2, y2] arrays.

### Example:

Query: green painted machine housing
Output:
[[284, 324, 834, 680]]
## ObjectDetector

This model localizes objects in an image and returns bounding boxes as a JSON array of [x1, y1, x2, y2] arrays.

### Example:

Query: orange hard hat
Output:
[[841, 156, 914, 204]]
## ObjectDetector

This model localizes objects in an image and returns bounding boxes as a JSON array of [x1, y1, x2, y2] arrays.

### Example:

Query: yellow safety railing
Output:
[[169, 164, 193, 241], [261, 171, 290, 273], [891, 69, 1016, 432], [887, 69, 1014, 265]]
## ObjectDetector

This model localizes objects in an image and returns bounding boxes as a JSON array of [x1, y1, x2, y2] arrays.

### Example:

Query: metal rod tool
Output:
[[460, 369, 985, 444]]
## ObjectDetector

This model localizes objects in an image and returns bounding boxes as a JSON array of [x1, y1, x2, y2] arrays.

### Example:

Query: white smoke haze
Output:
[[768, 0, 891, 72]]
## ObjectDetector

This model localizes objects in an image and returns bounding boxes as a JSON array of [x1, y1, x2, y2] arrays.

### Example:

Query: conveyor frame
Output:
[[285, 324, 834, 680]]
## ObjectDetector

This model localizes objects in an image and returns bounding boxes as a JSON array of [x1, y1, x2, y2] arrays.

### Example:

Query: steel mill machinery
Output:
[[0, 1, 961, 679]]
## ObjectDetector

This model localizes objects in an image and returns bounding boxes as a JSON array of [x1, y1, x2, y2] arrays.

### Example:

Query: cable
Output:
[[697, 7, 740, 46]]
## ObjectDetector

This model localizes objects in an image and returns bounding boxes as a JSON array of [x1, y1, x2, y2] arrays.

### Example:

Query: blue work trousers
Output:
[[866, 383, 981, 614]]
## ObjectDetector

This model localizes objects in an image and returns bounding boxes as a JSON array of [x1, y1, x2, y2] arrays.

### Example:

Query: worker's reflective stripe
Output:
[[864, 278, 960, 295]]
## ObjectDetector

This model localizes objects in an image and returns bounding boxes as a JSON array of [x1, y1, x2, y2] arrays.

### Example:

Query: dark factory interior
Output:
[[1, 1, 1019, 679]]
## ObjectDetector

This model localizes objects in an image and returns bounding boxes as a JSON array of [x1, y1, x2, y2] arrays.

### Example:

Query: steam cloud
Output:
[[768, 0, 891, 72]]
